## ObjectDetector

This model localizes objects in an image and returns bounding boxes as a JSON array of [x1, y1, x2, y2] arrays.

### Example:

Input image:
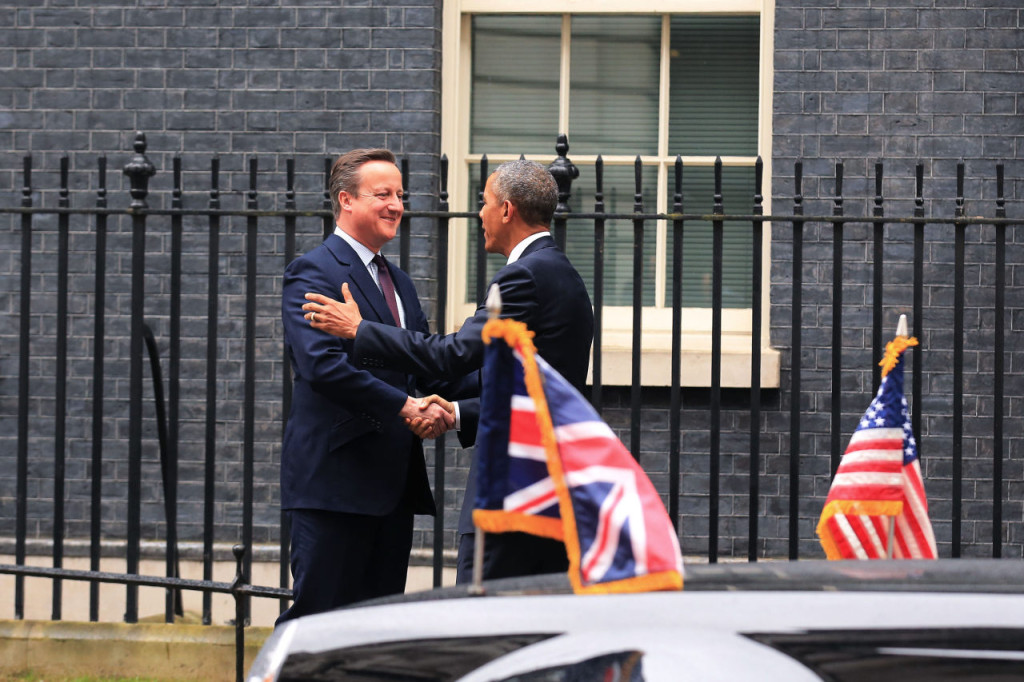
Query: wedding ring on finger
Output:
[[311, 312, 317, 323]]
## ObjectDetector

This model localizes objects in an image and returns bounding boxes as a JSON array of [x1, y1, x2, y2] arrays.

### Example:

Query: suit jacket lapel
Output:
[[390, 264, 417, 325], [324, 234, 396, 326]]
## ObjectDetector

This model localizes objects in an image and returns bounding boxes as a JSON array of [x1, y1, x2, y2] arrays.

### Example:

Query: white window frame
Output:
[[441, 0, 780, 388]]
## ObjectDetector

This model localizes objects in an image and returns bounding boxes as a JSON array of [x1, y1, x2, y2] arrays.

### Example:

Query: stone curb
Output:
[[0, 620, 272, 681]]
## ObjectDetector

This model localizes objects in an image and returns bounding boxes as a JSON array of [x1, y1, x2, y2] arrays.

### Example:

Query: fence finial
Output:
[[547, 133, 578, 216], [123, 132, 156, 209]]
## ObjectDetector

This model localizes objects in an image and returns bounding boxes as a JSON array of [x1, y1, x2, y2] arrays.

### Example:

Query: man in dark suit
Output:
[[303, 159, 595, 583], [278, 148, 472, 625]]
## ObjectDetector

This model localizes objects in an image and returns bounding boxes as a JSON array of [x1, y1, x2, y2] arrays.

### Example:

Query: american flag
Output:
[[816, 336, 937, 560], [473, 318, 683, 593]]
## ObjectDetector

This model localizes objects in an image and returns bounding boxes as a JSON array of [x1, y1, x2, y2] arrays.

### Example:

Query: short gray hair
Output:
[[491, 160, 557, 227]]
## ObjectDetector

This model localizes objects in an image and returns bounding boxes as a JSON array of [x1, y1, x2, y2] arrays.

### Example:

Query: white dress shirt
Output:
[[334, 227, 406, 328]]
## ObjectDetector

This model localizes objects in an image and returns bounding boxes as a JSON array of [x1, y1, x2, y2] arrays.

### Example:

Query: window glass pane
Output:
[[569, 17, 660, 155], [669, 16, 759, 156], [465, 162, 509, 304], [471, 16, 561, 154], [664, 165, 755, 308], [565, 163, 658, 307]]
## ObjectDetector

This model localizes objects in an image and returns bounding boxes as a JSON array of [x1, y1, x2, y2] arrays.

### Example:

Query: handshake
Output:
[[399, 394, 455, 440]]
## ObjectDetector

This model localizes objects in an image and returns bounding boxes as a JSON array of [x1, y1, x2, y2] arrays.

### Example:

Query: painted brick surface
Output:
[[772, 0, 1024, 558], [0, 1, 449, 559]]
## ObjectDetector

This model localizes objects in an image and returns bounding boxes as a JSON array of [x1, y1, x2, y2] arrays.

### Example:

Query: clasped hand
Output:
[[306, 285, 453, 439], [399, 395, 455, 440]]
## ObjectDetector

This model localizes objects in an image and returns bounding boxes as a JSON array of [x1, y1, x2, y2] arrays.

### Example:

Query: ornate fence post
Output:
[[122, 132, 155, 623], [231, 544, 248, 682], [124, 132, 156, 209], [547, 133, 578, 252]]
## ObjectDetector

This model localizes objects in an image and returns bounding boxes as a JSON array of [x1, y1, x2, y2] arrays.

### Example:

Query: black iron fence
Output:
[[1, 133, 1021, 680]]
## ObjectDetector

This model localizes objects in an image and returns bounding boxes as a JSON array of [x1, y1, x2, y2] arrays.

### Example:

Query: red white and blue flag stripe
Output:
[[473, 319, 683, 593], [817, 338, 937, 560]]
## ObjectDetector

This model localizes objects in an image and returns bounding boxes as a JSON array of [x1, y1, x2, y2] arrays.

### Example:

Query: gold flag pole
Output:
[[885, 314, 909, 560], [471, 283, 503, 594]]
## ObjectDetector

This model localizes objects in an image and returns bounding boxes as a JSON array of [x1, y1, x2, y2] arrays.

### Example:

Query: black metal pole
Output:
[[123, 132, 155, 624], [912, 163, 925, 498], [16, 155, 32, 620], [709, 158, 724, 563], [591, 157, 605, 411], [789, 162, 803, 561], [140, 323, 173, 622], [630, 157, 643, 461], [871, 162, 884, 394], [53, 156, 70, 620], [475, 157, 488, 305], [323, 157, 333, 239], [242, 158, 258, 624], [749, 157, 763, 561], [90, 156, 108, 622], [830, 162, 844, 477], [993, 163, 1005, 558], [280, 160, 296, 613], [669, 157, 683, 532], [433, 155, 451, 586], [400, 157, 410, 271], [203, 157, 221, 624], [231, 545, 247, 682], [952, 161, 965, 557], [167, 156, 183, 621], [548, 134, 578, 253]]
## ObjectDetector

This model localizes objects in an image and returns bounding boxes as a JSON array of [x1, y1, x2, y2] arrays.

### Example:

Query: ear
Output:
[[502, 200, 514, 223], [338, 190, 354, 213]]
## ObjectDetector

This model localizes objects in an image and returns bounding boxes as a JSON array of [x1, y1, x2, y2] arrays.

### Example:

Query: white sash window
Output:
[[442, 1, 779, 387]]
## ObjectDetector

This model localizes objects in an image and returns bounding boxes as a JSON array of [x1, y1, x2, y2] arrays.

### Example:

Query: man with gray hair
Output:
[[304, 159, 595, 581]]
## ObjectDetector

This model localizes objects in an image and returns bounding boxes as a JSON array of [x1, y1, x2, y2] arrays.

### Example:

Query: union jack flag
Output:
[[473, 318, 683, 593], [816, 336, 938, 560]]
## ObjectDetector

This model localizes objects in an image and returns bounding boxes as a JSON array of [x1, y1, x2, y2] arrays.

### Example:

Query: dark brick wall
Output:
[[771, 0, 1024, 558], [0, 1, 449, 552], [2, 1, 1023, 566], [0, 0, 445, 289]]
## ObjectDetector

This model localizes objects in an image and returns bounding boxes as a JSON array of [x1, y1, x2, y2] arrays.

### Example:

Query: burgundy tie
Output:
[[373, 254, 402, 327]]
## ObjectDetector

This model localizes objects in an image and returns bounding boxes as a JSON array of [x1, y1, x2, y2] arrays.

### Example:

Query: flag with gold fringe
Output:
[[473, 317, 683, 594], [816, 334, 938, 560]]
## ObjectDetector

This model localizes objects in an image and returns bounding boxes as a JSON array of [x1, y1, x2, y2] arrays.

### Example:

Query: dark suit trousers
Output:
[[276, 505, 414, 626], [455, 531, 568, 585]]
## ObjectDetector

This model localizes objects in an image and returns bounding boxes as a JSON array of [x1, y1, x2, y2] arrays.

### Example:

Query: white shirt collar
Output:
[[333, 226, 406, 327], [334, 226, 377, 267], [507, 231, 550, 265]]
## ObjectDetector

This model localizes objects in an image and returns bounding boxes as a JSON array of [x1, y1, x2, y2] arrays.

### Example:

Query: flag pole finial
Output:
[[879, 315, 918, 378], [486, 283, 502, 319]]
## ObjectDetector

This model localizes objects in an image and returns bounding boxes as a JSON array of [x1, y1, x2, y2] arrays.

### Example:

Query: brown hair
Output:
[[328, 148, 397, 219]]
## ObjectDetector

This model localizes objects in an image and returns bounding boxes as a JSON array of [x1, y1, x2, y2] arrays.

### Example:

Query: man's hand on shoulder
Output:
[[303, 282, 362, 339]]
